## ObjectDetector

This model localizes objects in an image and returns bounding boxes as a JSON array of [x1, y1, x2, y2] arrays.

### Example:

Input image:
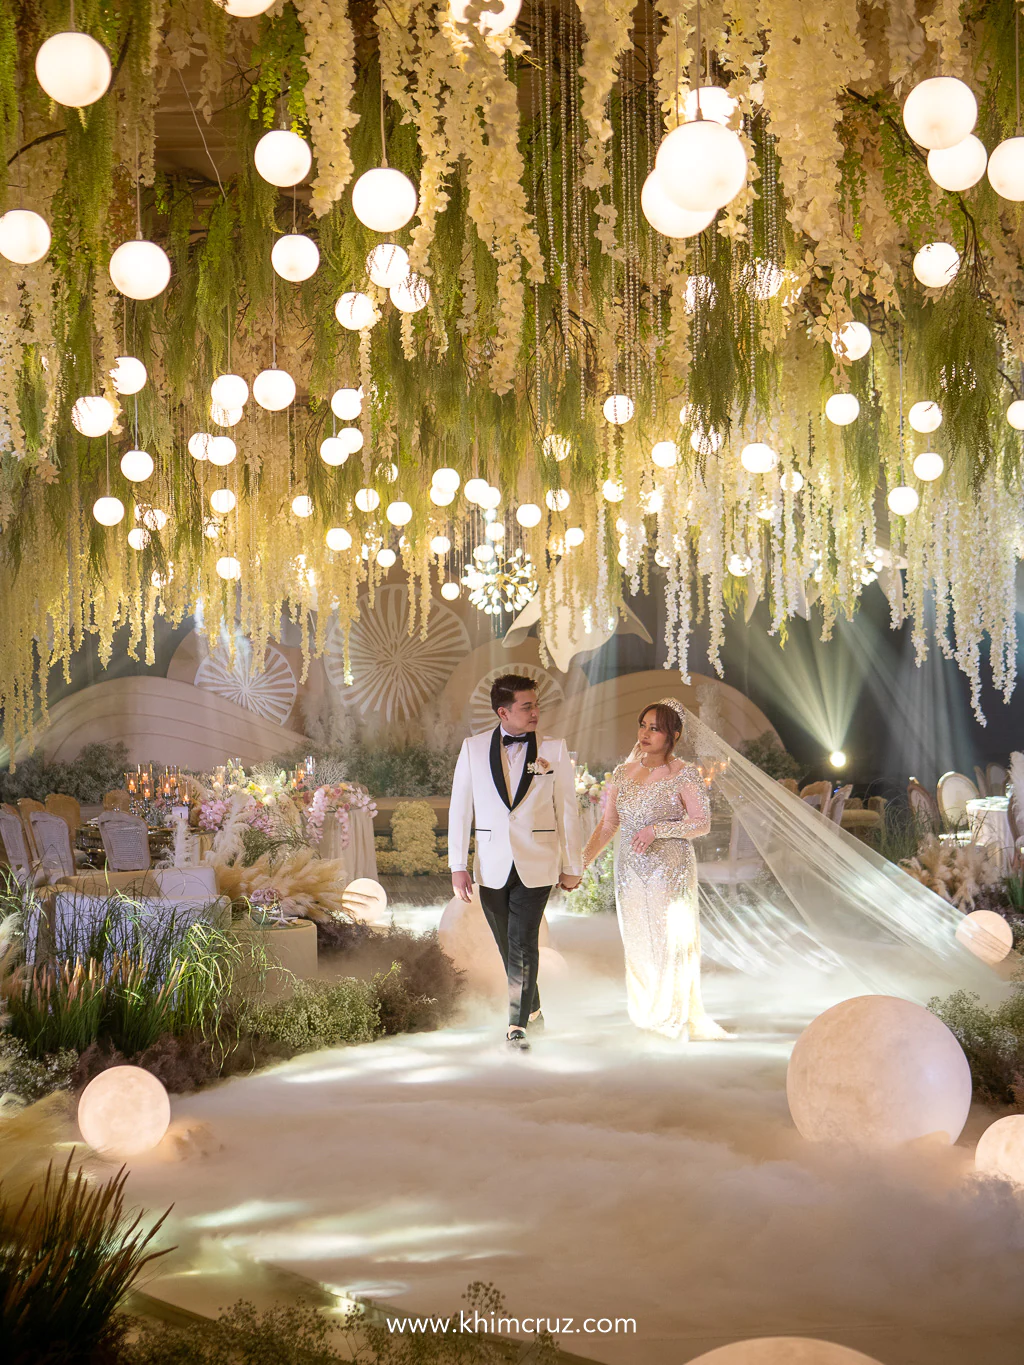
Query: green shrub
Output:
[[566, 848, 616, 915], [0, 741, 129, 805], [241, 976, 381, 1053], [738, 731, 803, 782], [930, 985, 1024, 1106], [0, 1035, 77, 1104], [276, 742, 458, 797]]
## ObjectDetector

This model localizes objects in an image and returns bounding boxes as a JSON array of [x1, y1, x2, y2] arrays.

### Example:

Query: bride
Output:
[[581, 698, 730, 1041]]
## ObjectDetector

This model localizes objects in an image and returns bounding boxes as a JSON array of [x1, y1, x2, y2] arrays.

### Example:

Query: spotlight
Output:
[[829, 749, 847, 769]]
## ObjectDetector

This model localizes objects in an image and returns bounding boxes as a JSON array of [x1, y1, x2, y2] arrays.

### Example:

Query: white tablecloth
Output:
[[967, 797, 1013, 873], [320, 808, 377, 883]]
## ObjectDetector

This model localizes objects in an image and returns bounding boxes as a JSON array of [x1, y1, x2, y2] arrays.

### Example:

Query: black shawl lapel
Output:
[[510, 730, 537, 810], [489, 726, 512, 809]]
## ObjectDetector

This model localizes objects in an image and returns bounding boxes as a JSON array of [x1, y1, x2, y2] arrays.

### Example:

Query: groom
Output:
[[449, 673, 583, 1051]]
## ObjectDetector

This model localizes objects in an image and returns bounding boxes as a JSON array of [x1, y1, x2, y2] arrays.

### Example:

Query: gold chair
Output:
[[17, 798, 46, 859], [777, 778, 799, 794], [45, 792, 82, 843], [799, 780, 833, 816], [102, 789, 132, 812]]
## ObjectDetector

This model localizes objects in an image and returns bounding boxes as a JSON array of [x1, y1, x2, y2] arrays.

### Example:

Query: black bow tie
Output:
[[502, 733, 529, 746]]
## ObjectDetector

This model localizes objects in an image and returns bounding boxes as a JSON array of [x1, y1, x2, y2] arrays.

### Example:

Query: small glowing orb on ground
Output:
[[786, 994, 972, 1147], [342, 877, 389, 923], [687, 1339, 883, 1364], [975, 1115, 1024, 1184], [955, 909, 1013, 965], [78, 1065, 170, 1158]]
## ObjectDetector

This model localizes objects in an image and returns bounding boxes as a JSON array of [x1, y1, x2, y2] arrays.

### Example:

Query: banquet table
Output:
[[320, 807, 377, 882], [75, 821, 175, 867], [966, 796, 1015, 873]]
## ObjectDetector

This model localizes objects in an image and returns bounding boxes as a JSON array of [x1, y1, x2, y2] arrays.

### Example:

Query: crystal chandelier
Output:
[[462, 546, 537, 616]]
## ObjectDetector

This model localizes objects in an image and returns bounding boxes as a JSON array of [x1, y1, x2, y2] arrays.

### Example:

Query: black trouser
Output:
[[479, 864, 552, 1028]]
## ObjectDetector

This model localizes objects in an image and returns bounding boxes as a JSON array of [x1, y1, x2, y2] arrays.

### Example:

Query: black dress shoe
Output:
[[506, 1028, 531, 1052]]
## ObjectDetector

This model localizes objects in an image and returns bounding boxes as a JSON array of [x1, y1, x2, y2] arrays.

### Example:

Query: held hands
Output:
[[630, 825, 656, 854], [452, 870, 474, 903], [559, 873, 582, 891]]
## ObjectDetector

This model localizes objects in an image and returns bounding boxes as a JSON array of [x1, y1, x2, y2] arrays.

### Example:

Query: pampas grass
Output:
[[215, 847, 350, 921], [901, 835, 996, 910]]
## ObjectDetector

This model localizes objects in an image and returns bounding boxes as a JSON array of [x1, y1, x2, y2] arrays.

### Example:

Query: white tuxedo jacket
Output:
[[448, 728, 583, 889]]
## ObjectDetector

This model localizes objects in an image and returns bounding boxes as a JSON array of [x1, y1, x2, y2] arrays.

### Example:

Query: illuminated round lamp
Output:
[[477, 485, 502, 511], [449, 0, 522, 35], [615, 547, 631, 569], [216, 555, 242, 581], [727, 553, 752, 578], [378, 461, 399, 484], [335, 291, 378, 331], [908, 400, 942, 433], [927, 134, 988, 191], [252, 368, 295, 411], [440, 581, 461, 600], [271, 232, 319, 282], [337, 428, 364, 456], [602, 479, 624, 503], [516, 502, 543, 528], [740, 442, 777, 474], [603, 394, 634, 425], [655, 120, 748, 213], [643, 488, 665, 515], [254, 129, 312, 187], [210, 402, 243, 427], [35, 31, 111, 107], [331, 387, 362, 420], [430, 535, 451, 554], [755, 499, 776, 521], [640, 170, 716, 239], [976, 1115, 1024, 1184], [830, 320, 871, 361], [683, 275, 718, 314], [1007, 400, 1024, 430], [912, 451, 944, 482], [376, 547, 397, 569], [829, 750, 847, 769], [780, 469, 804, 493], [651, 440, 679, 468], [325, 527, 352, 551], [319, 436, 348, 467], [485, 521, 505, 541], [386, 500, 413, 527], [824, 393, 860, 426], [92, 496, 125, 526], [140, 507, 168, 532], [354, 487, 380, 513], [564, 526, 585, 548], [0, 208, 52, 264], [291, 494, 314, 518], [203, 519, 221, 540], [207, 436, 237, 467], [913, 241, 960, 289], [119, 449, 154, 482], [887, 484, 919, 517], [109, 239, 171, 300], [432, 467, 461, 493], [955, 909, 1014, 965], [127, 528, 150, 550], [786, 994, 972, 1146], [545, 488, 570, 512], [683, 85, 738, 126], [542, 434, 571, 462], [686, 1340, 884, 1364], [351, 167, 418, 233], [110, 356, 147, 395], [209, 488, 236, 515], [366, 242, 410, 288], [744, 258, 786, 301], [71, 395, 115, 437], [220, 0, 277, 13], [987, 137, 1024, 200], [77, 1065, 170, 1158], [463, 477, 489, 504], [430, 485, 455, 507], [210, 373, 249, 409], [691, 427, 724, 455], [390, 272, 431, 313], [902, 76, 977, 150]]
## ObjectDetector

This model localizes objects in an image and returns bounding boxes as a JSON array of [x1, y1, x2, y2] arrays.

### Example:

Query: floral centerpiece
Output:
[[576, 768, 610, 816], [298, 781, 378, 849]]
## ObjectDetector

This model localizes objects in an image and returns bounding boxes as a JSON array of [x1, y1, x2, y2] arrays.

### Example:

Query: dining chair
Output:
[[799, 780, 833, 817], [45, 792, 82, 842], [936, 771, 979, 828], [827, 784, 853, 825], [96, 812, 151, 871], [777, 778, 799, 794], [974, 766, 989, 797], [102, 789, 133, 812], [907, 779, 941, 830], [0, 808, 33, 884], [27, 811, 76, 879], [986, 763, 1008, 797], [17, 797, 46, 859]]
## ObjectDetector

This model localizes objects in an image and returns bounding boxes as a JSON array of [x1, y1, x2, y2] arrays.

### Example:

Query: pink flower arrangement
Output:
[[245, 802, 273, 835], [198, 797, 229, 831], [304, 783, 378, 848]]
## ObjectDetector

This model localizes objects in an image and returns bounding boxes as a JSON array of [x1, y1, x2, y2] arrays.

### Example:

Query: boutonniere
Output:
[[528, 759, 552, 775]]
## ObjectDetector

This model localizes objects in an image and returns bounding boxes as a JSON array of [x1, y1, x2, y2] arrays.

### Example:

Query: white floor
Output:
[[122, 913, 1024, 1365]]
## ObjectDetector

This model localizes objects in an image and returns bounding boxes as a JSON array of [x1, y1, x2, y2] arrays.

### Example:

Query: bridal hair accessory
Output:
[[656, 697, 688, 722]]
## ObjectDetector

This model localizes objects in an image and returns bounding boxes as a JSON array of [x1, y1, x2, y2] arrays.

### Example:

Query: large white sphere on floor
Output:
[[887, 484, 919, 516], [987, 137, 1024, 200], [927, 134, 988, 191], [786, 994, 972, 1147], [92, 495, 125, 526], [908, 399, 942, 433], [341, 877, 390, 923], [438, 893, 550, 997], [0, 209, 51, 264], [824, 393, 859, 426], [35, 31, 111, 106], [975, 1114, 1024, 1184], [830, 320, 871, 361], [72, 395, 115, 437], [335, 291, 378, 330], [913, 241, 960, 288], [111, 356, 147, 395], [351, 167, 418, 233], [109, 239, 171, 300], [640, 170, 715, 239], [655, 119, 748, 213], [254, 129, 311, 187], [902, 76, 977, 150], [955, 909, 1013, 964], [78, 1065, 170, 1158], [120, 449, 154, 482], [271, 232, 319, 281], [449, 0, 522, 37], [252, 367, 295, 410], [687, 1340, 883, 1364]]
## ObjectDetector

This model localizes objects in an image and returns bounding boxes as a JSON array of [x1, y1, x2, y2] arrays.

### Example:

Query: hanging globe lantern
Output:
[[0, 209, 51, 264], [902, 76, 977, 150], [188, 432, 213, 460], [271, 232, 320, 281], [743, 258, 786, 300], [338, 428, 364, 455], [727, 553, 752, 577], [691, 427, 723, 454], [120, 449, 154, 482], [430, 486, 455, 506], [71, 395, 115, 437], [449, 0, 522, 35], [887, 485, 920, 516], [292, 494, 314, 518], [366, 243, 410, 288], [780, 469, 805, 493], [252, 368, 296, 410], [210, 373, 249, 408], [385, 500, 413, 527], [545, 488, 570, 511], [541, 434, 571, 462], [683, 274, 718, 313], [740, 442, 778, 473], [602, 479, 624, 502], [683, 85, 738, 125], [109, 240, 171, 300], [325, 527, 353, 551], [110, 356, 147, 395], [516, 503, 543, 527], [433, 467, 461, 493], [390, 272, 431, 313], [987, 137, 1024, 200], [430, 535, 451, 554], [127, 528, 150, 550], [331, 387, 362, 420], [440, 581, 460, 600], [376, 547, 397, 568], [640, 170, 715, 239], [254, 130, 312, 187], [655, 120, 748, 213], [913, 242, 960, 288], [354, 488, 380, 512], [824, 393, 860, 426], [216, 556, 242, 580], [603, 394, 634, 425], [210, 488, 236, 514], [335, 291, 378, 330], [210, 402, 243, 427], [564, 526, 585, 547], [92, 495, 125, 526], [319, 437, 348, 466], [912, 451, 945, 481], [908, 400, 942, 433], [476, 485, 500, 511], [351, 167, 418, 233], [207, 436, 237, 466], [140, 507, 168, 531], [1006, 400, 1024, 430], [35, 31, 111, 107], [830, 320, 872, 361], [651, 441, 679, 468], [463, 477, 489, 504], [927, 134, 988, 191], [219, 0, 277, 14]]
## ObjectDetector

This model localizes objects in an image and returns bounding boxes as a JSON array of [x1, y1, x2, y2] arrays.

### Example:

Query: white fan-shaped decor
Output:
[[468, 663, 565, 734], [325, 585, 470, 721], [194, 637, 298, 724]]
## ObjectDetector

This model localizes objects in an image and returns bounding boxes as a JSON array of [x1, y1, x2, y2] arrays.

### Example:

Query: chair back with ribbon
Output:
[[936, 771, 979, 828], [97, 812, 151, 871], [0, 808, 33, 884], [28, 811, 75, 878]]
